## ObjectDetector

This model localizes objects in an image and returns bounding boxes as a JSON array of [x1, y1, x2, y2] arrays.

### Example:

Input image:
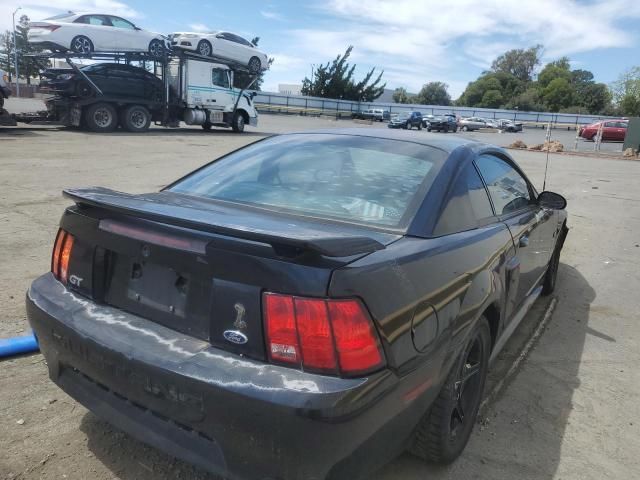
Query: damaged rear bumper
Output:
[[26, 273, 419, 480]]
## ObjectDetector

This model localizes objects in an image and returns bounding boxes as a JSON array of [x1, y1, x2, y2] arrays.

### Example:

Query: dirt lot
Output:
[[1, 114, 639, 480]]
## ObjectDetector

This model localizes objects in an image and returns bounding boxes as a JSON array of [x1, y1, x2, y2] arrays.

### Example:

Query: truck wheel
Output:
[[418, 123, 422, 130], [462, 125, 468, 132], [197, 40, 212, 57], [120, 105, 151, 133], [231, 112, 245, 133], [84, 103, 117, 133], [71, 36, 93, 54], [248, 57, 262, 74], [410, 316, 490, 464], [201, 122, 212, 130]]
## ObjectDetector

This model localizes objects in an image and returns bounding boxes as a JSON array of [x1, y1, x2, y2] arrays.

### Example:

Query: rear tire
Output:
[[119, 105, 151, 133], [462, 125, 468, 132], [71, 36, 93, 54], [201, 121, 212, 130], [405, 123, 410, 130], [418, 123, 422, 130], [197, 40, 212, 57], [231, 111, 245, 133], [83, 102, 118, 133], [248, 56, 262, 74], [410, 317, 491, 464]]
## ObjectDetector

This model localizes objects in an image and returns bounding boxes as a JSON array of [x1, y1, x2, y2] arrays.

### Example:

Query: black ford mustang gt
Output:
[[27, 129, 568, 480]]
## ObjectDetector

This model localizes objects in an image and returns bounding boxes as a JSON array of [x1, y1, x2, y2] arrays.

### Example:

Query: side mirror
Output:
[[538, 191, 567, 210]]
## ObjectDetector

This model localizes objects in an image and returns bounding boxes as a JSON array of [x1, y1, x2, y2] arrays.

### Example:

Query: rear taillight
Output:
[[263, 293, 385, 376], [51, 229, 74, 284]]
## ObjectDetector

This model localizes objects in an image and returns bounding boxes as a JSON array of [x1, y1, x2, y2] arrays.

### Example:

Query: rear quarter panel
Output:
[[329, 224, 515, 384]]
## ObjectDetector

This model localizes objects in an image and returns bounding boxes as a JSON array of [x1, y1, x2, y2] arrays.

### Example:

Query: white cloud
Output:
[[260, 10, 285, 21], [188, 23, 211, 33], [261, 0, 640, 97]]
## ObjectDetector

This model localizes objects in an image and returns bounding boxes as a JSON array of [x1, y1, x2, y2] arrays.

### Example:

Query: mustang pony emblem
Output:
[[233, 303, 247, 330]]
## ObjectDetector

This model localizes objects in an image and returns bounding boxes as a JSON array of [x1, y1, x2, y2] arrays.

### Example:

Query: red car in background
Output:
[[579, 120, 628, 141]]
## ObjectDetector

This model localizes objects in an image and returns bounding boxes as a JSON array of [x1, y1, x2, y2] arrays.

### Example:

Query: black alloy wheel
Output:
[[410, 317, 491, 464]]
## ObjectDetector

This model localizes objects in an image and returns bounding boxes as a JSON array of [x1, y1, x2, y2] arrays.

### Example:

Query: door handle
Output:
[[519, 235, 529, 248]]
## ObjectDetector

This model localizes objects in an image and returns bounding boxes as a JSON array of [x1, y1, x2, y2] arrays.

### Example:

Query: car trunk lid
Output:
[[61, 187, 401, 361]]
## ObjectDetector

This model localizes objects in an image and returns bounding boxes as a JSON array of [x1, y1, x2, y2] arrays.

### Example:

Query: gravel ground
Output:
[[1, 112, 639, 480]]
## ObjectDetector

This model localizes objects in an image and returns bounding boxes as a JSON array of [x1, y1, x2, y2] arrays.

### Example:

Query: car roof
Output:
[[282, 128, 486, 154]]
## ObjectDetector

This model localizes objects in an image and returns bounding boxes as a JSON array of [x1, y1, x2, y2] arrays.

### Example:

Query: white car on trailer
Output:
[[169, 31, 268, 73], [28, 13, 166, 57]]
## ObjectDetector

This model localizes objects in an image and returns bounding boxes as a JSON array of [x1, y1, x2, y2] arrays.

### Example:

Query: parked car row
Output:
[[28, 12, 269, 73], [384, 112, 524, 134]]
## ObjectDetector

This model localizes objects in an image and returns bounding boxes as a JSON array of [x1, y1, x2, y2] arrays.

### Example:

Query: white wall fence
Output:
[[252, 91, 613, 128]]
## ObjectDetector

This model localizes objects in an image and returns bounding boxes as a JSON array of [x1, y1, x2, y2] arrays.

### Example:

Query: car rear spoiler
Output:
[[63, 187, 386, 258]]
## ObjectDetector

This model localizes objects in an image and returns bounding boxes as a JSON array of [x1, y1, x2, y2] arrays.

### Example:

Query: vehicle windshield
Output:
[[169, 134, 446, 229], [396, 113, 410, 120]]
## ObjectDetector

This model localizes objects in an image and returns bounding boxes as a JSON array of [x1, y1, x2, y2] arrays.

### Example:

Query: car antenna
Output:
[[542, 121, 552, 191]]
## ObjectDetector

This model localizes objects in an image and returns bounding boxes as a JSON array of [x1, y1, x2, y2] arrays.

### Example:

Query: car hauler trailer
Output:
[[7, 50, 259, 133]]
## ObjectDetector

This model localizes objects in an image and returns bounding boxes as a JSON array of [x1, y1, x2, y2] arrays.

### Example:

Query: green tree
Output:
[[301, 46, 386, 101], [0, 31, 14, 80], [507, 87, 545, 111], [542, 77, 573, 111], [578, 83, 611, 114], [491, 45, 543, 82], [480, 89, 503, 108], [457, 73, 517, 108], [392, 87, 411, 103], [538, 58, 571, 89], [611, 66, 640, 116], [412, 81, 451, 105]]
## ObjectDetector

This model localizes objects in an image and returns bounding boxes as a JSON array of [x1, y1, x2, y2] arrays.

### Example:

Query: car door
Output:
[[475, 154, 555, 312], [73, 15, 114, 51], [107, 16, 143, 51], [615, 121, 628, 141], [211, 33, 236, 61]]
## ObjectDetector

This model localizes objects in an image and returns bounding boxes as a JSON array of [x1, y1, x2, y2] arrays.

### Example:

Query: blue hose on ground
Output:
[[0, 332, 39, 358]]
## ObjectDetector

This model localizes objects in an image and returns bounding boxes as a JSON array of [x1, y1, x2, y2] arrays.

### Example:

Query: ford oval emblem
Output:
[[223, 330, 248, 345]]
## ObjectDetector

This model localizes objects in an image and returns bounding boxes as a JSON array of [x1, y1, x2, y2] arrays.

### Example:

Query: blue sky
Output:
[[3, 0, 640, 97]]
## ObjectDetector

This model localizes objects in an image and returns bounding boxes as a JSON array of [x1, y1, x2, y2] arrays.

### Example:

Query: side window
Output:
[[212, 68, 230, 88], [618, 122, 628, 128], [433, 163, 494, 236], [475, 155, 532, 215], [109, 17, 135, 29], [604, 121, 615, 128], [87, 15, 111, 26], [74, 16, 88, 24]]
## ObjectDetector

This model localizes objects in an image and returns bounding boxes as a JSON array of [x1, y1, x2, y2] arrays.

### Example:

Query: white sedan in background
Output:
[[28, 13, 167, 57], [169, 31, 269, 73]]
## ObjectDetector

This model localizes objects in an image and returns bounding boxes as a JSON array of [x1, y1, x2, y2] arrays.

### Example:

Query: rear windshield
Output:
[[169, 134, 446, 229]]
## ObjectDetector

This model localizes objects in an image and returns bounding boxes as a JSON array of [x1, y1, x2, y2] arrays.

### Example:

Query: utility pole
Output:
[[12, 7, 22, 97]]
